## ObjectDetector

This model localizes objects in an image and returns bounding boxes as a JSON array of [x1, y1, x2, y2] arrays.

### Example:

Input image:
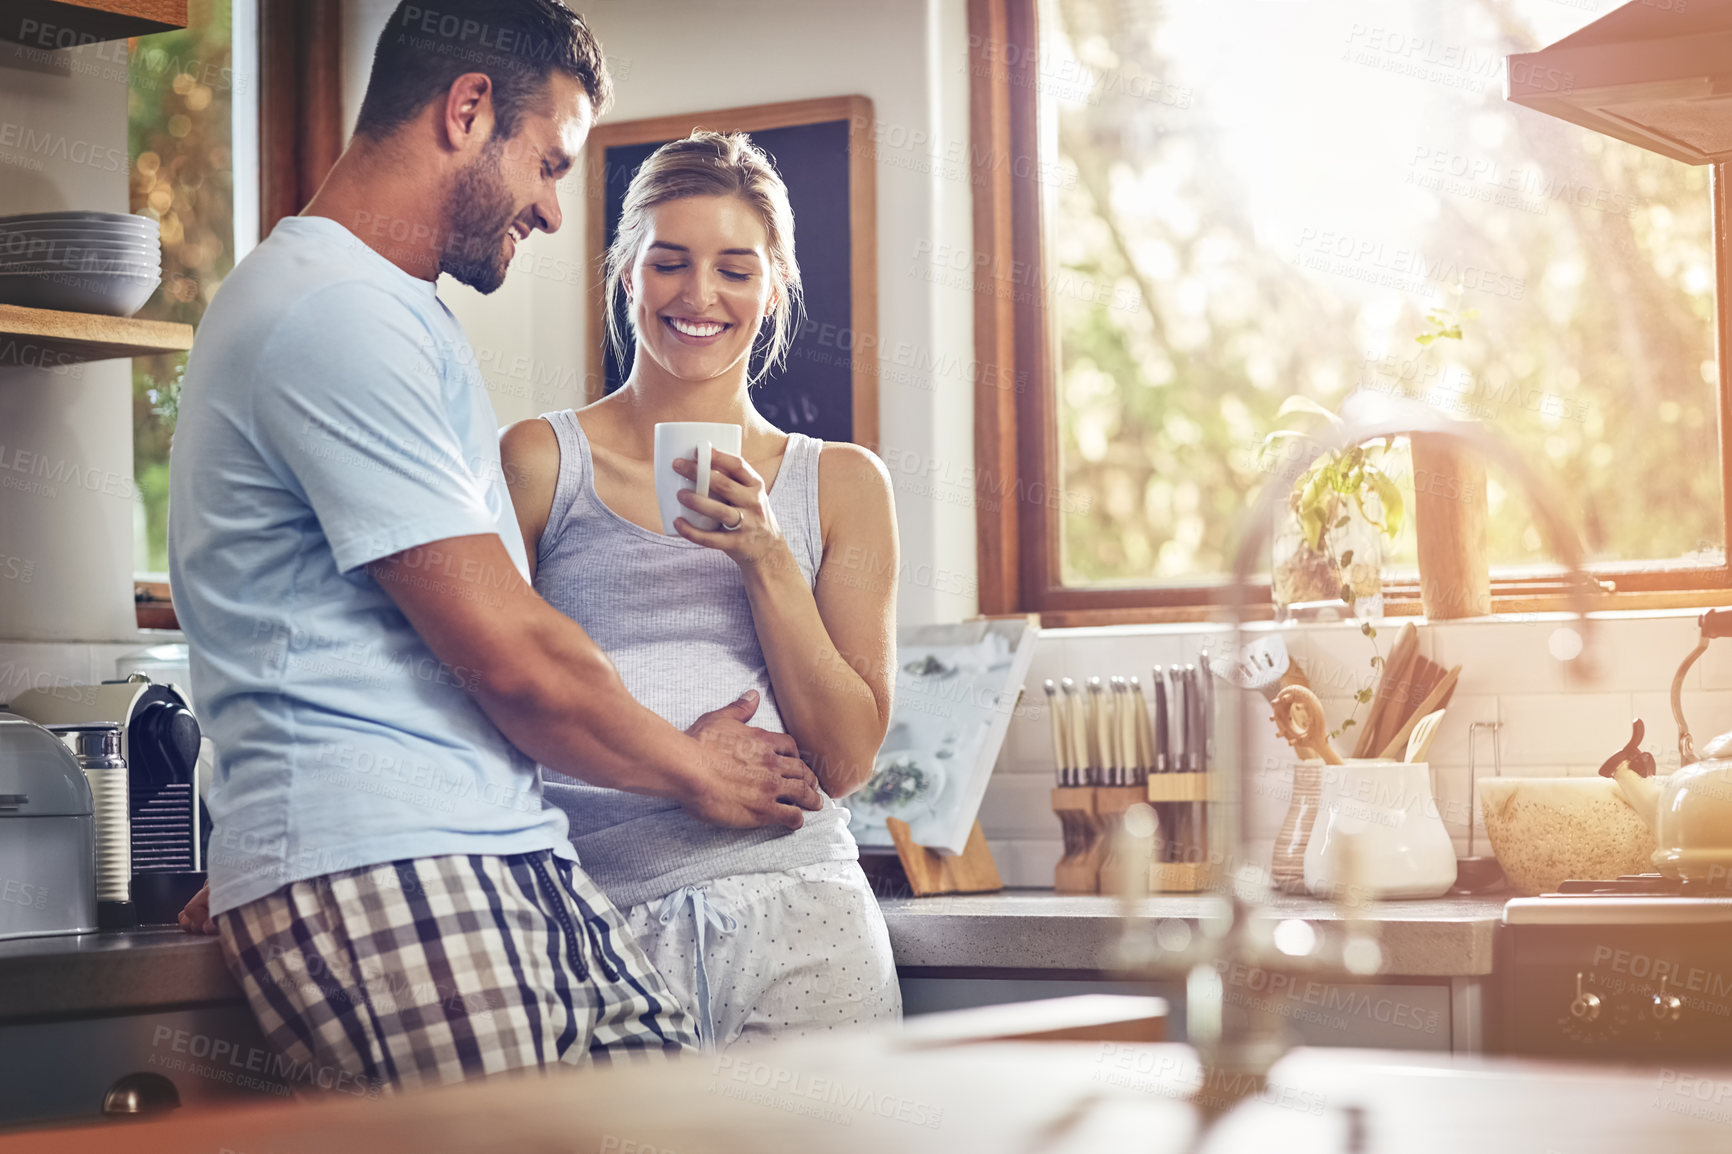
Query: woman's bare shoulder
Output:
[[816, 441, 895, 540], [499, 417, 564, 568], [817, 441, 892, 487], [499, 415, 561, 485]]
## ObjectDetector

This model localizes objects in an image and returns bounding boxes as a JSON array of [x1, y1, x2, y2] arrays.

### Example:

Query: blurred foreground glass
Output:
[[1041, 0, 1719, 588]]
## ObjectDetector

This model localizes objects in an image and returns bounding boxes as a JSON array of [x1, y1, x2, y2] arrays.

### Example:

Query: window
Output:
[[129, 0, 254, 577], [130, 0, 339, 616], [971, 0, 1729, 620]]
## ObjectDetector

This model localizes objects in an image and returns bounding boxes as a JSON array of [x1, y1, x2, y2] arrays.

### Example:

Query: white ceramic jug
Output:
[[1304, 759, 1457, 900]]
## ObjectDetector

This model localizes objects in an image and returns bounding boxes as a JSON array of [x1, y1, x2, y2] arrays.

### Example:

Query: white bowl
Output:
[[1478, 776, 1658, 895], [0, 270, 161, 316], [0, 228, 159, 246], [0, 211, 156, 229], [0, 264, 161, 281], [0, 252, 160, 269], [0, 233, 157, 250], [0, 250, 159, 268], [0, 228, 160, 251], [0, 248, 159, 265], [0, 218, 157, 231], [0, 239, 159, 269]]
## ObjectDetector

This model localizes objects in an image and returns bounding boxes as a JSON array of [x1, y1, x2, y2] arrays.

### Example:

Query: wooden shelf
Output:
[[4, 1, 186, 46], [0, 303, 192, 366]]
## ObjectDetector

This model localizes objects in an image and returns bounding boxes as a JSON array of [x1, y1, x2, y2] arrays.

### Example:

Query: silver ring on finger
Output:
[[722, 511, 744, 531]]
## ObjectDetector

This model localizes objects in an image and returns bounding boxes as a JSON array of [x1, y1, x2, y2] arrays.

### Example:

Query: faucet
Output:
[[1118, 395, 1601, 1114]]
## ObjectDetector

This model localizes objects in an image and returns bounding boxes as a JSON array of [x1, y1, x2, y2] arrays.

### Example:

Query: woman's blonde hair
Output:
[[604, 130, 803, 383]]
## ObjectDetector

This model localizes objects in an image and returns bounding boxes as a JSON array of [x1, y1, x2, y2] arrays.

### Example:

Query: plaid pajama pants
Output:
[[215, 850, 698, 1092]]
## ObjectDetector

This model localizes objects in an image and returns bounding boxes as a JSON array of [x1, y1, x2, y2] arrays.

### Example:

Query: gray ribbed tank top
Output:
[[534, 410, 857, 908]]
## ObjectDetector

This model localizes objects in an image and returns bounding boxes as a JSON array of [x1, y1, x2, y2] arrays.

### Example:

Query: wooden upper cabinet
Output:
[[2, 0, 188, 47]]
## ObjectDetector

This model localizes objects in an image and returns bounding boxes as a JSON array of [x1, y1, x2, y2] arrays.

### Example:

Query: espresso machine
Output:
[[6, 675, 205, 925]]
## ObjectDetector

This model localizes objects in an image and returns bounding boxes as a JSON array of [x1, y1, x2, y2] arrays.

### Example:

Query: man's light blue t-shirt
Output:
[[169, 215, 574, 916]]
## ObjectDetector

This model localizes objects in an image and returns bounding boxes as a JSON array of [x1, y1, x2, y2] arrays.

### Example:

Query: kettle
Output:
[[1609, 610, 1732, 882]]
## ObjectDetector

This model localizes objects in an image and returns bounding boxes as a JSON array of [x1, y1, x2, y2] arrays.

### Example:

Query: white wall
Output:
[[983, 611, 1727, 887], [0, 40, 138, 643], [339, 0, 981, 626]]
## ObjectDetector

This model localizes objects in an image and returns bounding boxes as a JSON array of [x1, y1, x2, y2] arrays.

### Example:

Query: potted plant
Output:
[[1261, 397, 1403, 619]]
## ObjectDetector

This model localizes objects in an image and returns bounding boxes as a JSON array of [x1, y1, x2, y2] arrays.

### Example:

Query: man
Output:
[[169, 0, 822, 1089]]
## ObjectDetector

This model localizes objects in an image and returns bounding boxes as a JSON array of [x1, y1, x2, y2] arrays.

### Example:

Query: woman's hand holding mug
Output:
[[672, 448, 791, 570]]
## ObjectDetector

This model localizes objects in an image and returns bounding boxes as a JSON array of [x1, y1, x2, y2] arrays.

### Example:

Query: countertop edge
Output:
[[0, 893, 1507, 1023], [878, 892, 1504, 978], [0, 931, 239, 1024]]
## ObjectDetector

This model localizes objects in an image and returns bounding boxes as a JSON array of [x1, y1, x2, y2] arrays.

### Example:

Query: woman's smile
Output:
[[664, 315, 732, 344]]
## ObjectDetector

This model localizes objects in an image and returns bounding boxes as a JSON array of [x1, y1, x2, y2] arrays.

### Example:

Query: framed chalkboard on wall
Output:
[[584, 95, 878, 447]]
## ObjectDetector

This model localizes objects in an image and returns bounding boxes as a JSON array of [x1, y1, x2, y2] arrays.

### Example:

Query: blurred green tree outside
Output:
[[1045, 0, 1718, 588], [128, 0, 234, 574]]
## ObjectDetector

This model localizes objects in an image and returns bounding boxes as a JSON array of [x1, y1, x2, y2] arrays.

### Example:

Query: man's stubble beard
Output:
[[440, 137, 517, 295]]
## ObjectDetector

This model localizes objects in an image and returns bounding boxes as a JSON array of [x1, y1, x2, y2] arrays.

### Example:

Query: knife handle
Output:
[[1152, 666, 1170, 774]]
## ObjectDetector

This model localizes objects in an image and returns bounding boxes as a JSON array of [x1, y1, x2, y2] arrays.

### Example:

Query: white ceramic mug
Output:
[[653, 421, 743, 536]]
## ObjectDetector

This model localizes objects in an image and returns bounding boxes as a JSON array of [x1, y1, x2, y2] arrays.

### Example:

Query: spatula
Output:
[[1403, 709, 1446, 763], [1212, 633, 1312, 700], [1273, 685, 1342, 765]]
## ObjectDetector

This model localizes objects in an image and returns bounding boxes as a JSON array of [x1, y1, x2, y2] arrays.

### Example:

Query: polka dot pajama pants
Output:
[[622, 860, 902, 1052]]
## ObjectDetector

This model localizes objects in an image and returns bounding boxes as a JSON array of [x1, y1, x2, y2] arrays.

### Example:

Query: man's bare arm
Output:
[[368, 533, 821, 829]]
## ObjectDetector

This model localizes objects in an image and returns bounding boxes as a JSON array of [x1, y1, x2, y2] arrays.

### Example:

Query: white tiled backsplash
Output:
[[980, 610, 1731, 888], [0, 639, 171, 706], [12, 612, 1724, 893]]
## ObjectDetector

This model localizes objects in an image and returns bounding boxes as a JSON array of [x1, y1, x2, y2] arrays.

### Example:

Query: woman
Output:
[[498, 130, 901, 1049]]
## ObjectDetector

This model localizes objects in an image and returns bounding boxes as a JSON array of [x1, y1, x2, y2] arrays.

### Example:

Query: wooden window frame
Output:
[[258, 0, 343, 237], [969, 0, 1732, 627], [136, 0, 341, 630]]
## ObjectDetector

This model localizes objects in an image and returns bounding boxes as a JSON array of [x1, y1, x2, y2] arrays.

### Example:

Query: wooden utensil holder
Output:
[[1146, 773, 1217, 892], [1052, 787, 1106, 893], [1271, 760, 1324, 894]]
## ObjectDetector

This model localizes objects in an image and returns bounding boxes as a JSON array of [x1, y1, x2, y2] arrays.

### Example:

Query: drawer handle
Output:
[[102, 1072, 180, 1117]]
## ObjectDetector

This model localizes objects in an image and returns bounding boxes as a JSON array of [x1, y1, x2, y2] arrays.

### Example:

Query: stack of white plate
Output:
[[0, 211, 162, 317]]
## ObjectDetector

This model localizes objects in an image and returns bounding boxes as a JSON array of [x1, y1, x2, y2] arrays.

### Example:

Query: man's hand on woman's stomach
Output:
[[684, 689, 822, 831], [367, 534, 814, 819]]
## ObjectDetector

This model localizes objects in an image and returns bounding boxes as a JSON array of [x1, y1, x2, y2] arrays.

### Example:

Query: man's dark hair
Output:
[[354, 0, 612, 142]]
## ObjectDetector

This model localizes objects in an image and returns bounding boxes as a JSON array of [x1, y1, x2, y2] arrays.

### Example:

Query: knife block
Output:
[[1051, 788, 1106, 894], [1145, 773, 1216, 893], [1094, 786, 1150, 895]]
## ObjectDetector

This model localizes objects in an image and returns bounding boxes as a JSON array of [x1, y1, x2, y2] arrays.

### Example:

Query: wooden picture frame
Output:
[[584, 95, 879, 448]]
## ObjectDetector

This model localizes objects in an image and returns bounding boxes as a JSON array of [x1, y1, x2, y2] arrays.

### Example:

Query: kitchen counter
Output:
[[0, 892, 1509, 1023], [0, 928, 234, 1023], [880, 891, 1508, 977], [6, 1027, 1727, 1153]]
